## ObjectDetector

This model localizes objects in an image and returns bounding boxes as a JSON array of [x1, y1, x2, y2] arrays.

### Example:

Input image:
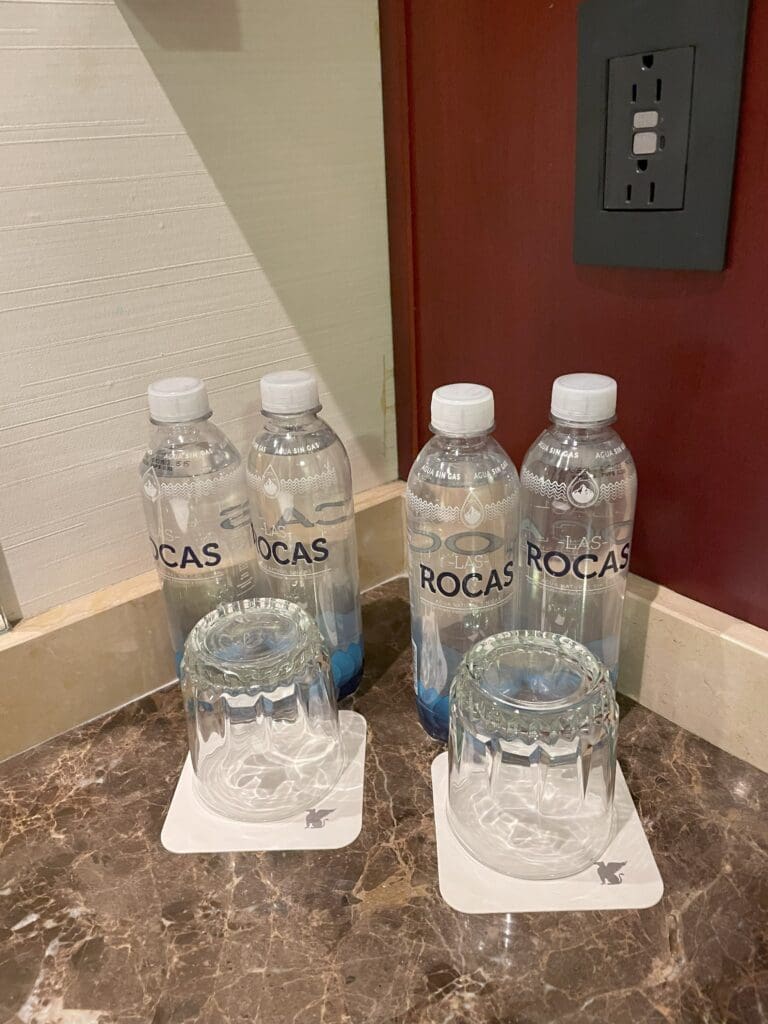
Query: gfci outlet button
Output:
[[633, 110, 659, 129], [632, 131, 658, 155]]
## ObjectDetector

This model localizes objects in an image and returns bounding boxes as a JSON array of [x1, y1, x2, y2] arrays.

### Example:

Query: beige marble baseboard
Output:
[[0, 482, 405, 762], [619, 575, 768, 773]]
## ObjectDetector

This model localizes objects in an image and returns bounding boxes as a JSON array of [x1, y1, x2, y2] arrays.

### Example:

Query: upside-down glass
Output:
[[181, 598, 343, 822], [447, 631, 618, 879]]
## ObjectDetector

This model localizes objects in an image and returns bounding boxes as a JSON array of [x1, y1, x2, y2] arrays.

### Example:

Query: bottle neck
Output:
[[431, 429, 491, 452], [549, 414, 616, 437], [262, 408, 323, 432], [147, 413, 218, 445], [149, 412, 211, 428]]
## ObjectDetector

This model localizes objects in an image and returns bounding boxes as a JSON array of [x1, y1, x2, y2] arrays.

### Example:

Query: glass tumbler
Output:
[[181, 598, 343, 822], [447, 631, 618, 879]]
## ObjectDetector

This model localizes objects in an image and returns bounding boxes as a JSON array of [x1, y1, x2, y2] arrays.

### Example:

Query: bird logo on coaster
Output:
[[460, 492, 485, 527], [263, 465, 279, 498], [567, 470, 599, 509], [596, 860, 627, 885], [305, 808, 334, 829]]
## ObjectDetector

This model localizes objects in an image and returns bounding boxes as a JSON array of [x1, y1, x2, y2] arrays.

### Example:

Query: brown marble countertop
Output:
[[1, 579, 766, 1024]]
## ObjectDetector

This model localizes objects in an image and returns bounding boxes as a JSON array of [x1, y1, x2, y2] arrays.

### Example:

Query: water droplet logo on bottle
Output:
[[567, 471, 599, 509], [460, 492, 485, 527], [263, 465, 279, 498], [142, 467, 159, 501]]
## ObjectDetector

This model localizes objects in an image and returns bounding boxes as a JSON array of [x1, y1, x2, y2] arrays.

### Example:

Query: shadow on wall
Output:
[[115, 0, 391, 469], [121, 0, 242, 51]]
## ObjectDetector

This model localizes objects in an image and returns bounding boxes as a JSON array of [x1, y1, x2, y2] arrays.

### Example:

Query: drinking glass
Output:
[[181, 598, 343, 822], [447, 631, 618, 879]]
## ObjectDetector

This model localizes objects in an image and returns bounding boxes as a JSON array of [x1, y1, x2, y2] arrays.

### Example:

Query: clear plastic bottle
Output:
[[140, 377, 258, 666], [406, 384, 520, 742], [247, 371, 363, 699], [517, 373, 637, 682]]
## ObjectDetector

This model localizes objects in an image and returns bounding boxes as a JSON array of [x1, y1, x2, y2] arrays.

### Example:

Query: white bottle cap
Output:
[[550, 373, 617, 424], [260, 370, 320, 414], [431, 383, 494, 435], [147, 377, 211, 423]]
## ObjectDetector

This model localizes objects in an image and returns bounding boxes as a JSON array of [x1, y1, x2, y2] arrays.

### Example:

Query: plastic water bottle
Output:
[[517, 373, 637, 682], [406, 384, 520, 741], [140, 377, 258, 666], [247, 371, 363, 699]]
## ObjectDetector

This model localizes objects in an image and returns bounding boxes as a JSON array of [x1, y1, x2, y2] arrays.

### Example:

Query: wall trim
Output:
[[619, 574, 767, 773]]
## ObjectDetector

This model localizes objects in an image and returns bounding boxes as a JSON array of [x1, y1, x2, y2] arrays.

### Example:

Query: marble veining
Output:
[[0, 579, 766, 1023]]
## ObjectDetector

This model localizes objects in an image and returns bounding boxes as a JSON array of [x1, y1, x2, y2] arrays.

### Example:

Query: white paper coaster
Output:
[[161, 710, 366, 854], [432, 753, 664, 913]]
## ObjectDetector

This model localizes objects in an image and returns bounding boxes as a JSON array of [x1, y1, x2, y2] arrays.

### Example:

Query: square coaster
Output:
[[432, 753, 664, 913], [161, 710, 366, 854]]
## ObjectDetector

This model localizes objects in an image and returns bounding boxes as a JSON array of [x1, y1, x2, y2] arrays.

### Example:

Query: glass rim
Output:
[[457, 629, 612, 715], [181, 597, 325, 684]]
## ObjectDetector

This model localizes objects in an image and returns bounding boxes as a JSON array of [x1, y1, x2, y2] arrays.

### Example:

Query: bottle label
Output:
[[521, 527, 633, 594], [535, 438, 627, 460], [406, 488, 516, 612], [521, 466, 629, 507], [141, 464, 255, 587], [248, 462, 338, 498], [520, 457, 634, 594], [247, 462, 350, 580]]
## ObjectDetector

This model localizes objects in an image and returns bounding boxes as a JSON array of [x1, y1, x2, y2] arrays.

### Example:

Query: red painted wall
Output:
[[383, 0, 768, 629]]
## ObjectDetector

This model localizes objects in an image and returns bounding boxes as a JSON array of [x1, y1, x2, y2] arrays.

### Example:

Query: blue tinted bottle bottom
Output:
[[332, 640, 364, 700], [415, 693, 449, 744]]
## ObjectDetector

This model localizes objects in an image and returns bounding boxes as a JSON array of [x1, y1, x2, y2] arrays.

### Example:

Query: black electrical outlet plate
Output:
[[574, 0, 749, 271]]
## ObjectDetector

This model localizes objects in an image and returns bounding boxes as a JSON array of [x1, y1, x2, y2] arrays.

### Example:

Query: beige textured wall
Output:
[[0, 0, 395, 618]]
